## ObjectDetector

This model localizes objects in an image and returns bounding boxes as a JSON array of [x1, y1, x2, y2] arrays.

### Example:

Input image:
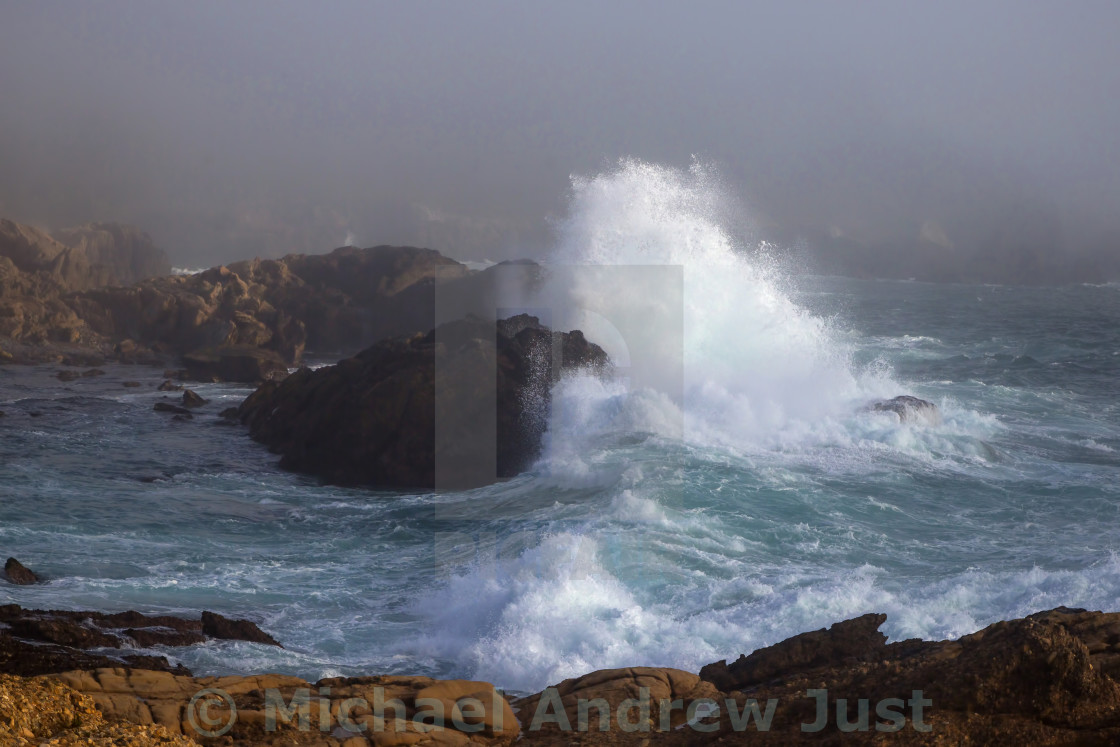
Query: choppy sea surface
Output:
[[3, 162, 1119, 693]]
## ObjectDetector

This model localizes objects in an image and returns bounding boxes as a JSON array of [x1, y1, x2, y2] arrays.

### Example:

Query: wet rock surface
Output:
[[867, 394, 942, 424], [237, 314, 610, 489], [3, 557, 39, 585], [0, 605, 280, 677]]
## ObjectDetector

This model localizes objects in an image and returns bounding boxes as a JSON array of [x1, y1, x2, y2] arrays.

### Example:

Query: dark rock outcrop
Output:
[[238, 314, 609, 489], [3, 558, 39, 585], [153, 402, 191, 415], [180, 389, 206, 408], [686, 606, 1120, 743], [699, 613, 889, 692], [867, 394, 942, 424], [201, 610, 282, 647], [182, 345, 288, 383], [0, 605, 280, 677]]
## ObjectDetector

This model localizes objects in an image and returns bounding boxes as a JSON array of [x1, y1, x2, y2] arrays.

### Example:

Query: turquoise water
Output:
[[2, 164, 1120, 694]]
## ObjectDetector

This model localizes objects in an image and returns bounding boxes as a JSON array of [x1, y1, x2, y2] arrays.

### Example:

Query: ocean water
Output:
[[2, 162, 1119, 694]]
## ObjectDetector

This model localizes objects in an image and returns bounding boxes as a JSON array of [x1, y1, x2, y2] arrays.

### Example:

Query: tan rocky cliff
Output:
[[0, 217, 170, 349], [0, 216, 474, 376]]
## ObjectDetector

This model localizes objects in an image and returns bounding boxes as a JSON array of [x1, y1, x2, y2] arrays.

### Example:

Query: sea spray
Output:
[[538, 158, 890, 457]]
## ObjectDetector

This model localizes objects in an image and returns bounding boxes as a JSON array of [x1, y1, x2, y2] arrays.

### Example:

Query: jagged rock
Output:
[[4, 558, 38, 585], [180, 389, 207, 408], [867, 394, 942, 424], [0, 605, 282, 677], [200, 611, 281, 647], [693, 606, 1120, 742], [154, 402, 191, 415], [3, 225, 511, 380], [157, 379, 182, 391], [51, 221, 170, 284], [0, 219, 167, 349], [72, 245, 471, 371], [6, 618, 120, 650], [0, 218, 166, 292], [237, 314, 609, 489], [699, 613, 889, 691]]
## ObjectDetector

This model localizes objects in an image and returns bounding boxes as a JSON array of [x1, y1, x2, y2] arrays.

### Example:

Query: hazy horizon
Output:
[[2, 1, 1119, 282]]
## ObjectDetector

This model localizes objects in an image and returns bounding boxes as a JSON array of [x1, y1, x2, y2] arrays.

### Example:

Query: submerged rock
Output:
[[238, 314, 609, 489], [867, 394, 942, 424], [153, 402, 191, 415]]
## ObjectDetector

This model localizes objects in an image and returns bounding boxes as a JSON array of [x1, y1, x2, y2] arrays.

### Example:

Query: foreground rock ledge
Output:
[[9, 606, 1120, 744]]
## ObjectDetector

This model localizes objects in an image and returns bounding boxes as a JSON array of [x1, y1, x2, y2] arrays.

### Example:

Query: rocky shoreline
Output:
[[4, 585, 1120, 744]]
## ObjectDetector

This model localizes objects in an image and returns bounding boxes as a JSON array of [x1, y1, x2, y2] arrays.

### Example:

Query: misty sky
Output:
[[2, 1, 1118, 276]]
